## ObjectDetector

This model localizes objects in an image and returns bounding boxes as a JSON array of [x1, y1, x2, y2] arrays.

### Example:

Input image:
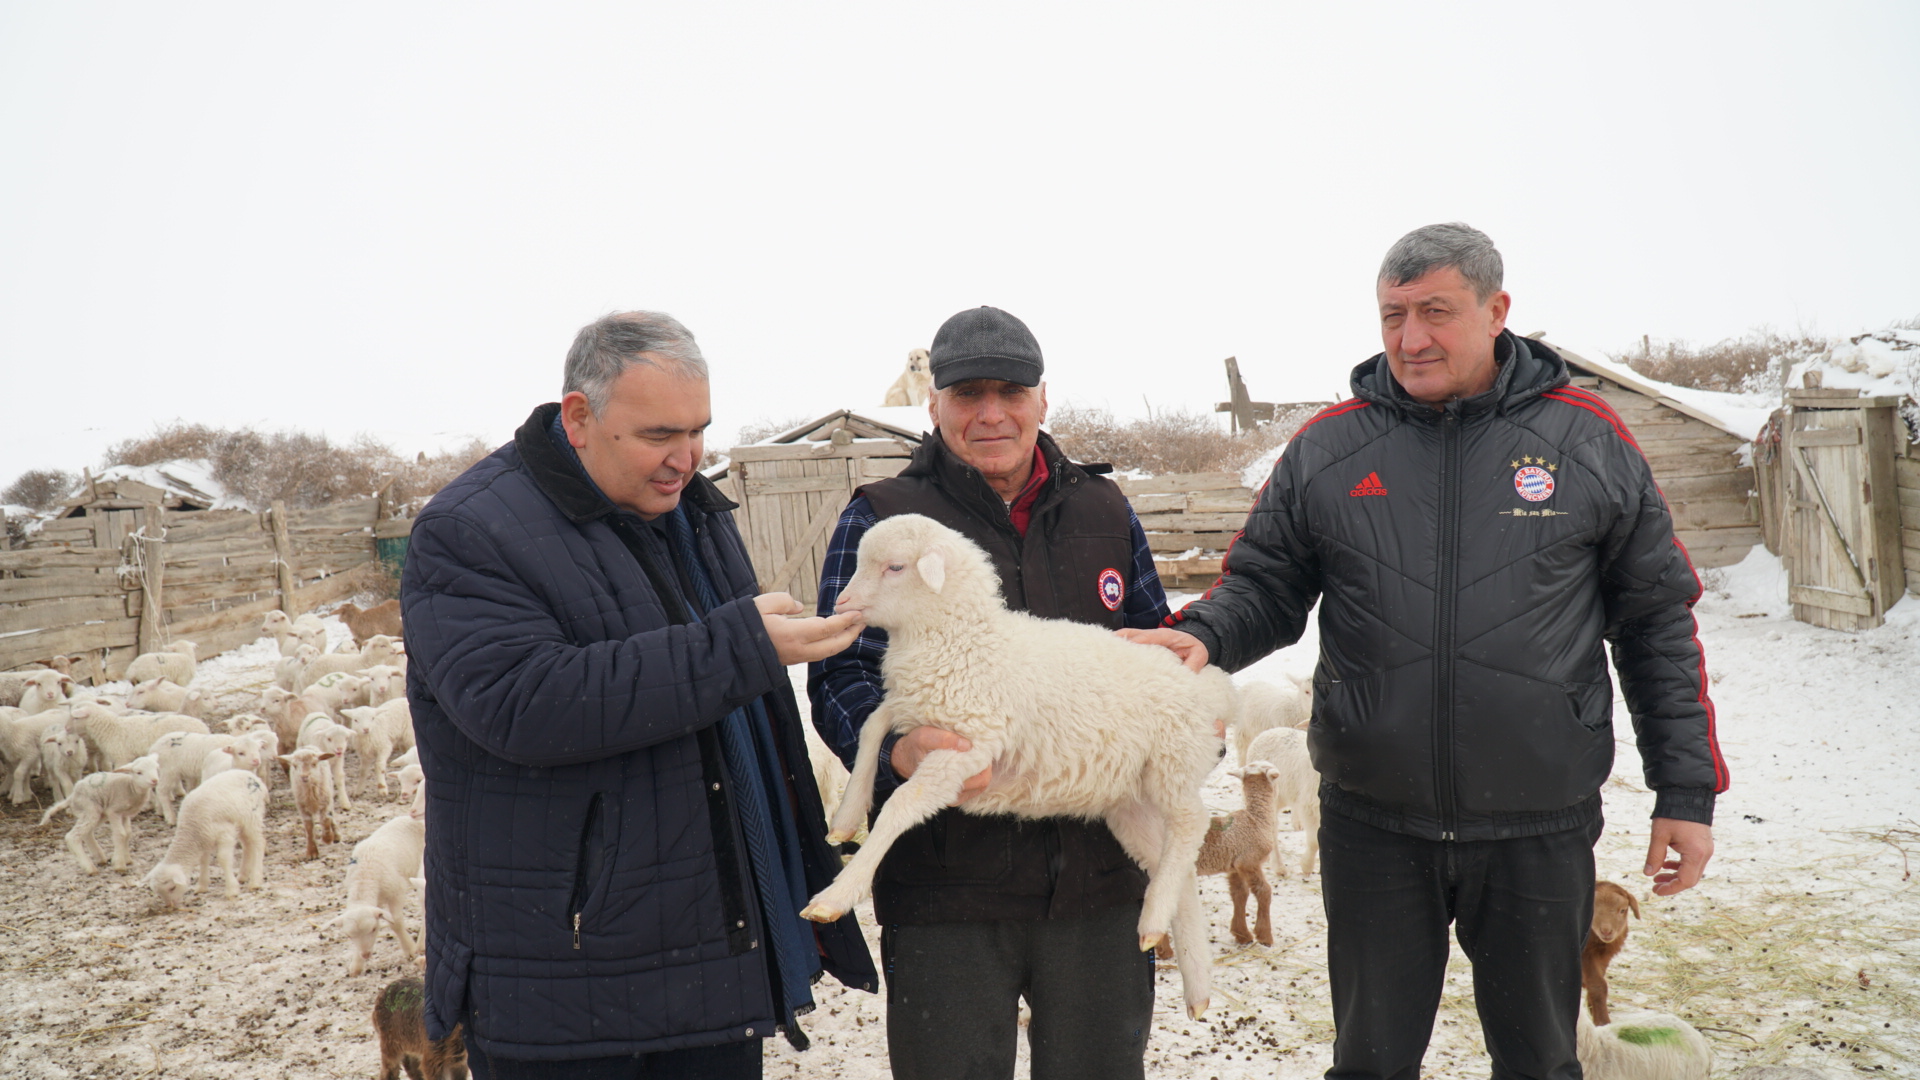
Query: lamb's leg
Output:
[[1226, 869, 1253, 945], [334, 757, 353, 810], [155, 783, 177, 826], [8, 760, 34, 805], [1582, 950, 1610, 1025], [387, 902, 417, 960], [1169, 872, 1212, 1019], [1299, 799, 1321, 876], [322, 811, 339, 846], [65, 810, 102, 874], [241, 815, 265, 888], [302, 813, 319, 862], [825, 702, 899, 844], [1245, 863, 1273, 946], [108, 812, 134, 873], [216, 836, 240, 899], [802, 745, 991, 922], [1141, 791, 1210, 949]]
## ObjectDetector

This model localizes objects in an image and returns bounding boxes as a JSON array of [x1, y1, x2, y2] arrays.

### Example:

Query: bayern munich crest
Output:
[[1097, 567, 1124, 611], [1513, 465, 1555, 502]]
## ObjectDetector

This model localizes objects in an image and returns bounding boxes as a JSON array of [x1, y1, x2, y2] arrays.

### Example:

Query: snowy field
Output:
[[2, 551, 1916, 1078]]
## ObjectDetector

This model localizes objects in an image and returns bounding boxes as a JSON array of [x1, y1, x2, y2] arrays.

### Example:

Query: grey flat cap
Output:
[[928, 306, 1044, 388]]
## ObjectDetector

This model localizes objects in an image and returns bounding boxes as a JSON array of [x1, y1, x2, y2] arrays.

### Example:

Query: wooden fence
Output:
[[1, 498, 387, 682], [1116, 471, 1255, 590]]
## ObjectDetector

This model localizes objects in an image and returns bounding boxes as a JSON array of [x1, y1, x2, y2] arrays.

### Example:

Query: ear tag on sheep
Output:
[[916, 550, 946, 594]]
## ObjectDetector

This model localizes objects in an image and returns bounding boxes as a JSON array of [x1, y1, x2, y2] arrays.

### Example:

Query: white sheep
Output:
[[275, 643, 321, 692], [260, 685, 320, 755], [220, 712, 265, 736], [393, 762, 425, 805], [125, 640, 199, 687], [341, 699, 415, 797], [807, 514, 1230, 1019], [299, 635, 403, 690], [242, 727, 281, 791], [17, 670, 76, 715], [146, 769, 269, 908], [1232, 675, 1312, 766], [0, 672, 38, 708], [280, 746, 341, 861], [304, 672, 372, 720], [66, 700, 209, 771], [37, 726, 90, 802], [127, 678, 207, 718], [38, 755, 162, 873], [1576, 1011, 1713, 1080], [361, 664, 406, 707], [4, 709, 68, 804], [148, 731, 245, 824], [332, 793, 427, 975], [200, 739, 263, 784], [390, 746, 418, 770], [1243, 725, 1321, 876], [262, 609, 301, 655], [297, 712, 356, 810]]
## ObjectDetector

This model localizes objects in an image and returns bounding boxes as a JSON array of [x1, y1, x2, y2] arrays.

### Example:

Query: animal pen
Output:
[[708, 411, 1263, 602], [0, 474, 407, 681]]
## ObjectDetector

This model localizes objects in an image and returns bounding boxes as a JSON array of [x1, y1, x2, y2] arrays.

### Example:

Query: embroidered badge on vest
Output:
[[1512, 457, 1557, 502], [1097, 567, 1124, 611], [1348, 471, 1388, 497]]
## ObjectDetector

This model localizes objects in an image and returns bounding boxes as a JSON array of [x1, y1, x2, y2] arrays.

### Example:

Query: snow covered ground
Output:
[[2, 554, 1916, 1077]]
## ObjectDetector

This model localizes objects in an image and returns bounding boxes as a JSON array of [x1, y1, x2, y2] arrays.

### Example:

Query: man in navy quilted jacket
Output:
[[401, 311, 874, 1079]]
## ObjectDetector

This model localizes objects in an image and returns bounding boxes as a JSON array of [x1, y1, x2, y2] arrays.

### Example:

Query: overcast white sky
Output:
[[4, 2, 1917, 483]]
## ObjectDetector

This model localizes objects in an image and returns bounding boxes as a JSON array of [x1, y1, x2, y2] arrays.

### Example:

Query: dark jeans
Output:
[[881, 901, 1155, 1080], [1319, 810, 1600, 1080], [465, 1034, 760, 1080]]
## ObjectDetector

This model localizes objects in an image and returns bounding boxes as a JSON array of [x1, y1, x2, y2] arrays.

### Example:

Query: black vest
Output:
[[857, 430, 1150, 924]]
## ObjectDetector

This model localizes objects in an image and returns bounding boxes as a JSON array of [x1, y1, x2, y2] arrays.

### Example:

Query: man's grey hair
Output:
[[1378, 223, 1504, 302], [563, 311, 708, 414]]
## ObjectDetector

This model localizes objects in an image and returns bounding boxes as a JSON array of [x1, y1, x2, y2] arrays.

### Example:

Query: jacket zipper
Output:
[[1435, 413, 1461, 841]]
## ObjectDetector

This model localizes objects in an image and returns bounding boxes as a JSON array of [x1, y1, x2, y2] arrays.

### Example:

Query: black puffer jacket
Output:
[[1171, 334, 1727, 841]]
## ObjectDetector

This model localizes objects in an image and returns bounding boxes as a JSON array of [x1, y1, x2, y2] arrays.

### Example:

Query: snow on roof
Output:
[[1534, 335, 1777, 442], [90, 460, 251, 510]]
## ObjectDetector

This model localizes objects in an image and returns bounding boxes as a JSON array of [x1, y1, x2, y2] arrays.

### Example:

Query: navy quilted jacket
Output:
[[400, 404, 875, 1061]]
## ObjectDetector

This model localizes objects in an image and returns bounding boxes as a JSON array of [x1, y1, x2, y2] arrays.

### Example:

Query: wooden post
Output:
[[270, 501, 298, 614], [135, 502, 166, 655]]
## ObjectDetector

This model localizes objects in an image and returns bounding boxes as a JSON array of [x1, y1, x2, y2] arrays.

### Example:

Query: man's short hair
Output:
[[563, 311, 708, 415], [1378, 223, 1504, 303]]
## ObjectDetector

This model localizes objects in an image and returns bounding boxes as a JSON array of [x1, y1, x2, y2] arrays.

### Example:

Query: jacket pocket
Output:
[[566, 792, 612, 950], [1564, 679, 1613, 732]]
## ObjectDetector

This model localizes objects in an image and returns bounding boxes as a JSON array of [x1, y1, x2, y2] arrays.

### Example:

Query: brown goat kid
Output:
[[338, 601, 404, 647], [1583, 879, 1641, 1024], [371, 977, 468, 1080], [1159, 763, 1282, 959]]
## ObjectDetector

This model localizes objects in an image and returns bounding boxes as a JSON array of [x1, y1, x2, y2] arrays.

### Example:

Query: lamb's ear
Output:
[[1625, 891, 1641, 919], [916, 549, 947, 594]]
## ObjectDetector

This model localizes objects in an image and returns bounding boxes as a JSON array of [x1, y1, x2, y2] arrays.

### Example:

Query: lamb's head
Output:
[[223, 713, 264, 734], [1590, 880, 1640, 945], [332, 905, 389, 975], [262, 610, 293, 636], [169, 640, 198, 661], [262, 686, 298, 714], [147, 862, 192, 909], [342, 706, 377, 738], [834, 515, 1001, 630], [117, 754, 162, 789]]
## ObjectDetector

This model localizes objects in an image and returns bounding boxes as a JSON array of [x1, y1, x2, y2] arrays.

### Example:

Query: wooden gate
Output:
[[1781, 388, 1906, 630]]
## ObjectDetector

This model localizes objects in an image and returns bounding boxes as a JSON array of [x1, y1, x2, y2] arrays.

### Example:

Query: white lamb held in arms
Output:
[[804, 514, 1231, 1020], [146, 768, 270, 908]]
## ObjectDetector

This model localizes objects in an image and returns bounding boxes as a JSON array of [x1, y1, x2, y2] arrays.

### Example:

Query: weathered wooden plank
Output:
[[161, 574, 278, 610], [1116, 473, 1245, 496], [0, 619, 139, 672], [1790, 427, 1863, 448], [1147, 531, 1239, 553], [730, 441, 914, 462], [1684, 543, 1756, 570], [163, 555, 281, 583], [1137, 512, 1252, 532], [289, 573, 360, 612], [0, 595, 130, 636], [1643, 451, 1747, 480], [1660, 471, 1756, 501], [1790, 584, 1873, 616], [861, 457, 911, 480], [1674, 526, 1760, 552], [1896, 456, 1920, 487], [1189, 492, 1256, 513], [180, 621, 265, 663], [164, 536, 277, 561], [166, 594, 284, 638], [1667, 499, 1757, 531], [0, 548, 122, 571], [286, 498, 381, 529], [373, 517, 414, 540], [0, 574, 124, 604], [295, 552, 373, 576], [746, 474, 855, 497]]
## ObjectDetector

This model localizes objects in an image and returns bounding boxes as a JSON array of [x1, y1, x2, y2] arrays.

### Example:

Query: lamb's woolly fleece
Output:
[[808, 513, 1231, 1020], [1576, 1011, 1713, 1080]]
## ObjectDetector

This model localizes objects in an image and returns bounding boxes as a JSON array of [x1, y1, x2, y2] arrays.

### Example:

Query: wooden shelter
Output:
[[1535, 336, 1761, 570], [708, 409, 922, 607]]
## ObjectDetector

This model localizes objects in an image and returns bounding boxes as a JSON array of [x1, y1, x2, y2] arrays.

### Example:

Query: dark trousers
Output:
[[881, 901, 1155, 1080], [465, 1034, 759, 1080], [1319, 810, 1600, 1080]]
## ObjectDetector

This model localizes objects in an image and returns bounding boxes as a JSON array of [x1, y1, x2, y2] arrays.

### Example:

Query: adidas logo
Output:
[[1349, 471, 1388, 497]]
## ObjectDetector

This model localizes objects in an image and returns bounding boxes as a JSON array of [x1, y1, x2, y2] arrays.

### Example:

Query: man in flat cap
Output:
[[811, 306, 1175, 1079]]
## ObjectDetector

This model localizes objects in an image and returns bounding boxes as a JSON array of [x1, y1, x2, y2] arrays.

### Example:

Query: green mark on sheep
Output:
[[1614, 1024, 1683, 1047]]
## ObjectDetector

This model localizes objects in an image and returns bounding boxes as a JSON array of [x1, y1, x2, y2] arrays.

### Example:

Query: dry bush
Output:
[[734, 415, 814, 447], [1615, 330, 1824, 395], [1047, 405, 1312, 476], [3, 468, 78, 512], [103, 421, 490, 513]]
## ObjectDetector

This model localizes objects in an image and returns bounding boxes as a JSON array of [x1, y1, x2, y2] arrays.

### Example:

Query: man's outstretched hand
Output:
[[1115, 627, 1210, 672], [756, 592, 865, 665], [1644, 817, 1714, 896]]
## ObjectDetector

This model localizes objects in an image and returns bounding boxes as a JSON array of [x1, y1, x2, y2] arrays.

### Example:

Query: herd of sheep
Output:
[[0, 600, 452, 1078], [0, 550, 1731, 1077]]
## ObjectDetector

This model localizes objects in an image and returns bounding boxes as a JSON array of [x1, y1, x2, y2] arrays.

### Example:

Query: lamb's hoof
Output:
[[1139, 932, 1166, 953], [824, 828, 855, 845], [1187, 999, 1209, 1021], [799, 902, 843, 923]]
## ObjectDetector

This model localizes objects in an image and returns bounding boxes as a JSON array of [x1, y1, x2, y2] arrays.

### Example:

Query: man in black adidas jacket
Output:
[[1126, 224, 1727, 1079]]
